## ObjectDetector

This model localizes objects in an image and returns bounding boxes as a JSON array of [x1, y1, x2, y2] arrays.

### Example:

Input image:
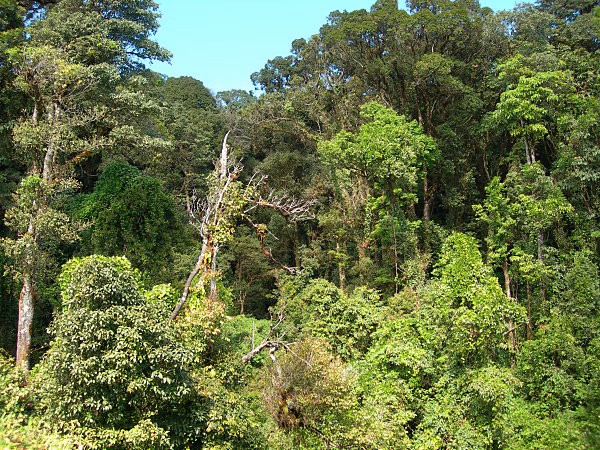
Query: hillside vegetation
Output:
[[0, 0, 599, 448]]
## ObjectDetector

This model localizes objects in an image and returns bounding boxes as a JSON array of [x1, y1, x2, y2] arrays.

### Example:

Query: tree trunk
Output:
[[337, 241, 346, 292], [423, 163, 432, 222], [522, 122, 534, 165], [16, 269, 34, 371], [170, 241, 210, 321], [503, 258, 516, 350], [16, 206, 37, 370], [43, 103, 60, 183]]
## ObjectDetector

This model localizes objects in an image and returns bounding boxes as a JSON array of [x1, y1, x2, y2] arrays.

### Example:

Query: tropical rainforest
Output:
[[0, 0, 599, 448]]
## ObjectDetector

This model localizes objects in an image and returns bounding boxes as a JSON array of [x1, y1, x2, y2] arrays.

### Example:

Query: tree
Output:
[[3, 0, 170, 370], [171, 132, 315, 321], [318, 102, 436, 292], [75, 162, 180, 282], [260, 338, 357, 448], [1, 176, 79, 370], [217, 89, 256, 111], [429, 233, 526, 366], [490, 54, 575, 165], [148, 74, 224, 197], [474, 177, 519, 347], [36, 255, 203, 448]]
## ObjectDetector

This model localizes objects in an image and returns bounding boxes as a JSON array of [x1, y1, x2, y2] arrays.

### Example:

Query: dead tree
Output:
[[170, 132, 315, 321]]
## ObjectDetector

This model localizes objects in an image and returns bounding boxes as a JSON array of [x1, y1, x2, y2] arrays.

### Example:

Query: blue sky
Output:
[[150, 1, 520, 94]]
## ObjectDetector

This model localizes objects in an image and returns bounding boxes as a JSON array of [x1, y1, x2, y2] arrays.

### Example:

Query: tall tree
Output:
[[3, 0, 169, 370], [318, 102, 436, 292]]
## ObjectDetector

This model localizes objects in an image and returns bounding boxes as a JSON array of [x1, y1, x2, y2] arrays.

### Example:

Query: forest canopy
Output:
[[0, 0, 598, 448]]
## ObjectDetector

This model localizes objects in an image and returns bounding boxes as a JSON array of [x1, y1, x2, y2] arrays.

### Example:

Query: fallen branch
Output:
[[242, 340, 296, 363]]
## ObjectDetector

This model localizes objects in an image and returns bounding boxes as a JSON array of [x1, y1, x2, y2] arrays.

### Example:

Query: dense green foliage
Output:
[[0, 0, 598, 448], [37, 256, 203, 448], [75, 162, 180, 281]]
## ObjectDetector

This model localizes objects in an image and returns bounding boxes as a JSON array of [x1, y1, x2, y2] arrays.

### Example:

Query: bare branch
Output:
[[241, 340, 298, 363], [254, 192, 316, 221], [243, 172, 316, 222]]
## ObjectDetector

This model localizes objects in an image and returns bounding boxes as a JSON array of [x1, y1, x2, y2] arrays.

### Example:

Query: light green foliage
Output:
[[475, 165, 573, 330], [474, 177, 515, 265], [198, 367, 268, 450], [0, 351, 30, 417], [57, 254, 143, 310], [300, 280, 383, 360], [273, 276, 383, 360], [176, 293, 227, 360], [355, 319, 426, 448], [489, 54, 575, 163], [357, 234, 523, 447], [184, 316, 272, 450], [497, 398, 587, 450], [363, 315, 436, 390], [517, 317, 588, 413], [0, 414, 74, 450], [505, 164, 573, 239], [492, 55, 572, 137], [2, 175, 80, 278], [204, 171, 248, 246], [430, 233, 526, 363], [553, 90, 600, 247], [410, 365, 520, 448], [317, 101, 436, 293], [319, 101, 436, 191], [144, 283, 179, 309], [36, 255, 203, 448]]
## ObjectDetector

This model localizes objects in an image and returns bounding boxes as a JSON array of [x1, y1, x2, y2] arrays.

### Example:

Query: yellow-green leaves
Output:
[[319, 101, 436, 191]]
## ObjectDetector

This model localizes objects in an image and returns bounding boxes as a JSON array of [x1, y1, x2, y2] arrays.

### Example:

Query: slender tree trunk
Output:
[[423, 164, 432, 222], [239, 292, 246, 315], [43, 103, 60, 183], [503, 257, 516, 350], [522, 123, 534, 165], [170, 241, 210, 321], [503, 258, 512, 299], [337, 241, 346, 292]]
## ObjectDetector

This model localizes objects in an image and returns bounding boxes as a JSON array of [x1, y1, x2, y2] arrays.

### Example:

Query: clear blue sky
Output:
[[150, 1, 519, 95]]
